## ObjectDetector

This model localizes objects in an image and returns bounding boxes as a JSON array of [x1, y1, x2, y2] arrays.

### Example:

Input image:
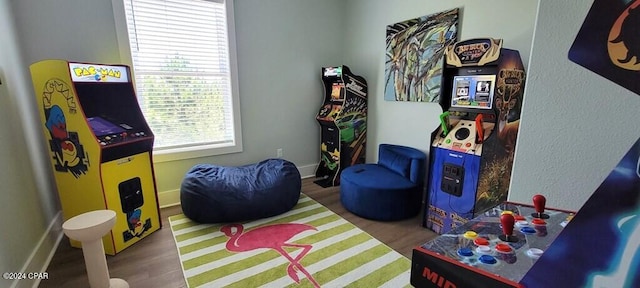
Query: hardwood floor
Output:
[[40, 178, 438, 287]]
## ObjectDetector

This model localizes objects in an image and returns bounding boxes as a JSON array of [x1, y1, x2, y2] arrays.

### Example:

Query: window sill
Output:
[[152, 142, 242, 163]]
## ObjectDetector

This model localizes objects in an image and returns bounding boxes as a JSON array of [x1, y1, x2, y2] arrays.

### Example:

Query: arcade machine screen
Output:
[[87, 117, 126, 137], [331, 83, 344, 100], [451, 75, 495, 110]]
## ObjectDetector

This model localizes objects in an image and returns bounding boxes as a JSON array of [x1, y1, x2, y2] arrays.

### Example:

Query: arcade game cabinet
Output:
[[30, 60, 161, 255], [314, 66, 368, 187], [425, 38, 526, 234]]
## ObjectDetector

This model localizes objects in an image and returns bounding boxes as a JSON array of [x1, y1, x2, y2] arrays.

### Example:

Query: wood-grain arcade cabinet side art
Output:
[[314, 66, 368, 187], [30, 60, 161, 255]]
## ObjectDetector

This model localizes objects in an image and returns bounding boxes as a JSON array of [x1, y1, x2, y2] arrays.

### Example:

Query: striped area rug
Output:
[[169, 194, 412, 288]]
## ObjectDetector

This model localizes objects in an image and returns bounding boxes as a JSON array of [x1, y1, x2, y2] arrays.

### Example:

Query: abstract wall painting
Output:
[[384, 8, 459, 102]]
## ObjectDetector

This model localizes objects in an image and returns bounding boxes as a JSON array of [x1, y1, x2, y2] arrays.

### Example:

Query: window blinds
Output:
[[123, 0, 234, 150]]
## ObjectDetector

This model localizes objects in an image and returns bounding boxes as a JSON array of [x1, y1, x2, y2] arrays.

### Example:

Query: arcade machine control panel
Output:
[[411, 195, 574, 288]]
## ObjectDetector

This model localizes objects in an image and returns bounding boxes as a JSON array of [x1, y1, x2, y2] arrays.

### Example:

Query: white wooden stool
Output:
[[62, 210, 129, 288]]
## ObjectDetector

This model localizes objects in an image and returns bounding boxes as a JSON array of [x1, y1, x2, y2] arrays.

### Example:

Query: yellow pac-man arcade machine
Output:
[[30, 60, 161, 255]]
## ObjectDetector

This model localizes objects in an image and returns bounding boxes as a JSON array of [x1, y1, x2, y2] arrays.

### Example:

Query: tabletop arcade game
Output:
[[412, 137, 640, 288], [424, 38, 527, 234], [411, 195, 575, 288], [30, 60, 161, 255], [314, 65, 368, 187]]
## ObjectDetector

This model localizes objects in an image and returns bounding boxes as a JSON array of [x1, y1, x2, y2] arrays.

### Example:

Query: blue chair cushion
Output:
[[341, 164, 414, 190], [378, 151, 412, 178], [180, 159, 301, 223], [378, 144, 426, 183]]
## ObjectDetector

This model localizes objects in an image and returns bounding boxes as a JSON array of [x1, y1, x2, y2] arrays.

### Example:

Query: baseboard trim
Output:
[[298, 163, 318, 179], [158, 163, 319, 208], [12, 211, 63, 288], [158, 188, 181, 209]]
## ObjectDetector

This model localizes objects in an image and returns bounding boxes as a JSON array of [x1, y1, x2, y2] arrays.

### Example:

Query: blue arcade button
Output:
[[479, 255, 497, 264], [457, 247, 474, 257], [520, 227, 536, 234]]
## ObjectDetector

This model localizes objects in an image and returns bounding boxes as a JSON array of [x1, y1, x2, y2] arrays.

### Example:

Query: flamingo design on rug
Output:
[[220, 223, 320, 287]]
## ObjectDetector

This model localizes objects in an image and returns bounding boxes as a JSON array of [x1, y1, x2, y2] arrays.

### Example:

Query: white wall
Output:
[[508, 0, 640, 210], [341, 0, 537, 162], [0, 0, 60, 284]]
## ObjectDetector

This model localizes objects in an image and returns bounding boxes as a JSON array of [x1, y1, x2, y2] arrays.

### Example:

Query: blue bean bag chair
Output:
[[340, 144, 426, 221], [180, 159, 301, 223]]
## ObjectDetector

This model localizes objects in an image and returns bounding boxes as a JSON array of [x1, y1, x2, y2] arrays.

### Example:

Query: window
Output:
[[112, 0, 242, 162]]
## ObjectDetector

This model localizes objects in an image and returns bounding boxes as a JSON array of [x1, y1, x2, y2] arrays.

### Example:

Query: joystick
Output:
[[531, 194, 550, 219], [498, 213, 518, 242]]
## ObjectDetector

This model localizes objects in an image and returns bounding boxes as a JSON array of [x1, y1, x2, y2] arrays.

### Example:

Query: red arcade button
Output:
[[495, 243, 513, 253], [474, 237, 489, 246], [532, 218, 547, 225]]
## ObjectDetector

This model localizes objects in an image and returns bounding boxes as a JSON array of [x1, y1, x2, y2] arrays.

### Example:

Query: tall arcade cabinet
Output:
[[424, 39, 526, 234], [315, 66, 368, 187], [30, 60, 161, 255]]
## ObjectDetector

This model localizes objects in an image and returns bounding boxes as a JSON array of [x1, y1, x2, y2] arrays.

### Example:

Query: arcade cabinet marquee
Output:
[[30, 60, 161, 255]]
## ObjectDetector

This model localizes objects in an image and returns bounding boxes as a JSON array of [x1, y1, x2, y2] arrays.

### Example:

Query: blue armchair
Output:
[[340, 144, 426, 221]]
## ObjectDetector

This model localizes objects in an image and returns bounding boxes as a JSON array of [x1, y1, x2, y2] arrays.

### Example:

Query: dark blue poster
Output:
[[520, 137, 640, 287], [568, 0, 640, 96]]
